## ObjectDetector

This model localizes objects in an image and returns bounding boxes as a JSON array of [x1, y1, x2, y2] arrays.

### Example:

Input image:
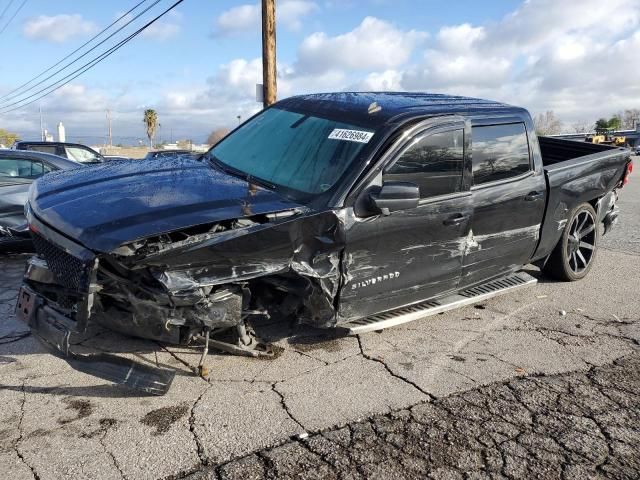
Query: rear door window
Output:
[[0, 158, 50, 180], [471, 123, 530, 185], [384, 129, 464, 198]]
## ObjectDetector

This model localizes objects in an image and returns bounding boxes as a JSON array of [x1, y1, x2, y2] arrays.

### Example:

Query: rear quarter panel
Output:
[[534, 149, 630, 261]]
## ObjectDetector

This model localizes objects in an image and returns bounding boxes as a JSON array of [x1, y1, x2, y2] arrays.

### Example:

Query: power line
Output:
[[0, 0, 16, 24], [0, 0, 185, 114], [0, 0, 149, 102], [0, 0, 27, 36], [0, 0, 161, 105]]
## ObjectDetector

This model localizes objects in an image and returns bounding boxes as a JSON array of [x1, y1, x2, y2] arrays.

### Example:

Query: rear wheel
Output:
[[543, 203, 598, 281]]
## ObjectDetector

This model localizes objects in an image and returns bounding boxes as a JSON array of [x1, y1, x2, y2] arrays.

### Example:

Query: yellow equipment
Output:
[[585, 129, 627, 147], [585, 134, 606, 144]]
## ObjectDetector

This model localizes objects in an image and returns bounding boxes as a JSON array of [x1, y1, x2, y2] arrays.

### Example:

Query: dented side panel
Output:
[[338, 194, 473, 321], [461, 171, 546, 287]]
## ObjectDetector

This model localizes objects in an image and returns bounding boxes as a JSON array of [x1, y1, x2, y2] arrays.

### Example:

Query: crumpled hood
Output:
[[29, 157, 302, 252]]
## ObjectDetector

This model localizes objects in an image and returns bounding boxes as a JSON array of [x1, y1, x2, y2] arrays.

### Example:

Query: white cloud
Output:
[[23, 14, 98, 43], [114, 10, 182, 41], [213, 0, 318, 36], [480, 0, 639, 55], [402, 51, 512, 90], [297, 17, 427, 73], [397, 0, 640, 122], [437, 23, 485, 52], [214, 4, 257, 35], [142, 11, 182, 41], [355, 70, 403, 91], [6, 0, 640, 142], [279, 0, 319, 30]]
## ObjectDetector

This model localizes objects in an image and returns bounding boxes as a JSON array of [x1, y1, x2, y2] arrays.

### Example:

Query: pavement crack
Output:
[[271, 382, 306, 431], [356, 334, 435, 401], [296, 438, 339, 475], [291, 348, 330, 366], [188, 388, 210, 467], [157, 343, 211, 382], [98, 424, 126, 480], [14, 381, 41, 480]]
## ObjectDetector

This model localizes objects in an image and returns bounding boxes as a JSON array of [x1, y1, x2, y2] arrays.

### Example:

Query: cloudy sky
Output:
[[0, 0, 638, 144]]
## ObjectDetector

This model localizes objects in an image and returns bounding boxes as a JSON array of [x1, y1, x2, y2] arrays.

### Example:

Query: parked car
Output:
[[144, 149, 194, 160], [0, 149, 83, 250], [634, 144, 640, 155], [103, 155, 133, 162], [15, 141, 105, 164], [15, 92, 632, 394]]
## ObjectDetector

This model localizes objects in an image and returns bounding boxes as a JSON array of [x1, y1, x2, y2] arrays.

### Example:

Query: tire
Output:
[[543, 202, 599, 281]]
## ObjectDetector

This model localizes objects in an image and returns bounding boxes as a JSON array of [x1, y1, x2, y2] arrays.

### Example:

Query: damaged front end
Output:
[[18, 208, 345, 394]]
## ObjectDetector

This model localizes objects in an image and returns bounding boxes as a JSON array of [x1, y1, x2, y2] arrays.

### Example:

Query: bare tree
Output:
[[207, 128, 231, 146], [570, 121, 591, 133], [619, 109, 640, 130], [533, 111, 563, 135]]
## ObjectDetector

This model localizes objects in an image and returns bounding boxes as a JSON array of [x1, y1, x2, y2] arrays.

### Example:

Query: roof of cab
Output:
[[277, 92, 526, 129]]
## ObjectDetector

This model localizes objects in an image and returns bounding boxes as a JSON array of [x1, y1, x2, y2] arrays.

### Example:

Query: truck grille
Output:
[[32, 233, 93, 291]]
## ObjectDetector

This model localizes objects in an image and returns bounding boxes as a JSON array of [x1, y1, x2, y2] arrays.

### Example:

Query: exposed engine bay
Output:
[[21, 207, 345, 390]]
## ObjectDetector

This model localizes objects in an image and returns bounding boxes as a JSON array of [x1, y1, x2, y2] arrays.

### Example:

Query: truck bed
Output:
[[538, 136, 616, 166], [533, 136, 631, 262]]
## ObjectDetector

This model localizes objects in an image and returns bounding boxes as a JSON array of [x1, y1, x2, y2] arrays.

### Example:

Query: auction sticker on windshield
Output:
[[328, 129, 374, 143]]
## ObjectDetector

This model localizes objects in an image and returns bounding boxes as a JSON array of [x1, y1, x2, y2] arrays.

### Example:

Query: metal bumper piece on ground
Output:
[[15, 285, 175, 395]]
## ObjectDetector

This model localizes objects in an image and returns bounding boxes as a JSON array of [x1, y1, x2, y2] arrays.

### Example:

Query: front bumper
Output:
[[17, 262, 175, 395]]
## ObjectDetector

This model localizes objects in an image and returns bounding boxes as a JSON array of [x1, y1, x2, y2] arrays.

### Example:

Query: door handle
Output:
[[524, 191, 544, 201], [443, 214, 468, 226]]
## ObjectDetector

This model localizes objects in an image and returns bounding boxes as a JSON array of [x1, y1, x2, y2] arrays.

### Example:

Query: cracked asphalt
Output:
[[0, 158, 638, 479]]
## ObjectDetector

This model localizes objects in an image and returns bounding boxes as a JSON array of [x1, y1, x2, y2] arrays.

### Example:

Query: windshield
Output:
[[210, 107, 375, 195]]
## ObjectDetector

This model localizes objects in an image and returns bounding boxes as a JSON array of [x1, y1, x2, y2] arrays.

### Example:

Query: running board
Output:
[[343, 271, 537, 334]]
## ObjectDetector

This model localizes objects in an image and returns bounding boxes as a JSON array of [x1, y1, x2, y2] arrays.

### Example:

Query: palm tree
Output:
[[143, 109, 158, 148]]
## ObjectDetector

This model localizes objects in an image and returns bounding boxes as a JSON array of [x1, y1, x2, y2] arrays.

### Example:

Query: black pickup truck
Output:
[[16, 93, 633, 394]]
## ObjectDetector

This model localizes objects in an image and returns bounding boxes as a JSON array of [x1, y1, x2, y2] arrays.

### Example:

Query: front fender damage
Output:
[[22, 209, 347, 393], [92, 209, 346, 349]]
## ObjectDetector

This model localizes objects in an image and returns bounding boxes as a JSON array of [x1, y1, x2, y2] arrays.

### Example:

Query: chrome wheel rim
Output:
[[566, 210, 596, 274]]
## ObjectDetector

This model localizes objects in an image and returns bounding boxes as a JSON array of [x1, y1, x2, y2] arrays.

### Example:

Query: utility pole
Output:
[[261, 0, 276, 108], [106, 109, 113, 147]]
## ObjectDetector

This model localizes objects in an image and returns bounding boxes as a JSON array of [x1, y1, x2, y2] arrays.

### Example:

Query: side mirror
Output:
[[369, 181, 419, 215]]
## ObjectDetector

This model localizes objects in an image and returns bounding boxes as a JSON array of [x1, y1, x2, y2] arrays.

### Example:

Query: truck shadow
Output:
[[522, 264, 564, 285], [0, 382, 147, 399], [0, 313, 349, 398]]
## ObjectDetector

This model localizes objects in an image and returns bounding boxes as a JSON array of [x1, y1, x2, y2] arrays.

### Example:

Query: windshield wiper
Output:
[[246, 174, 276, 190], [208, 154, 243, 178], [208, 155, 276, 190]]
